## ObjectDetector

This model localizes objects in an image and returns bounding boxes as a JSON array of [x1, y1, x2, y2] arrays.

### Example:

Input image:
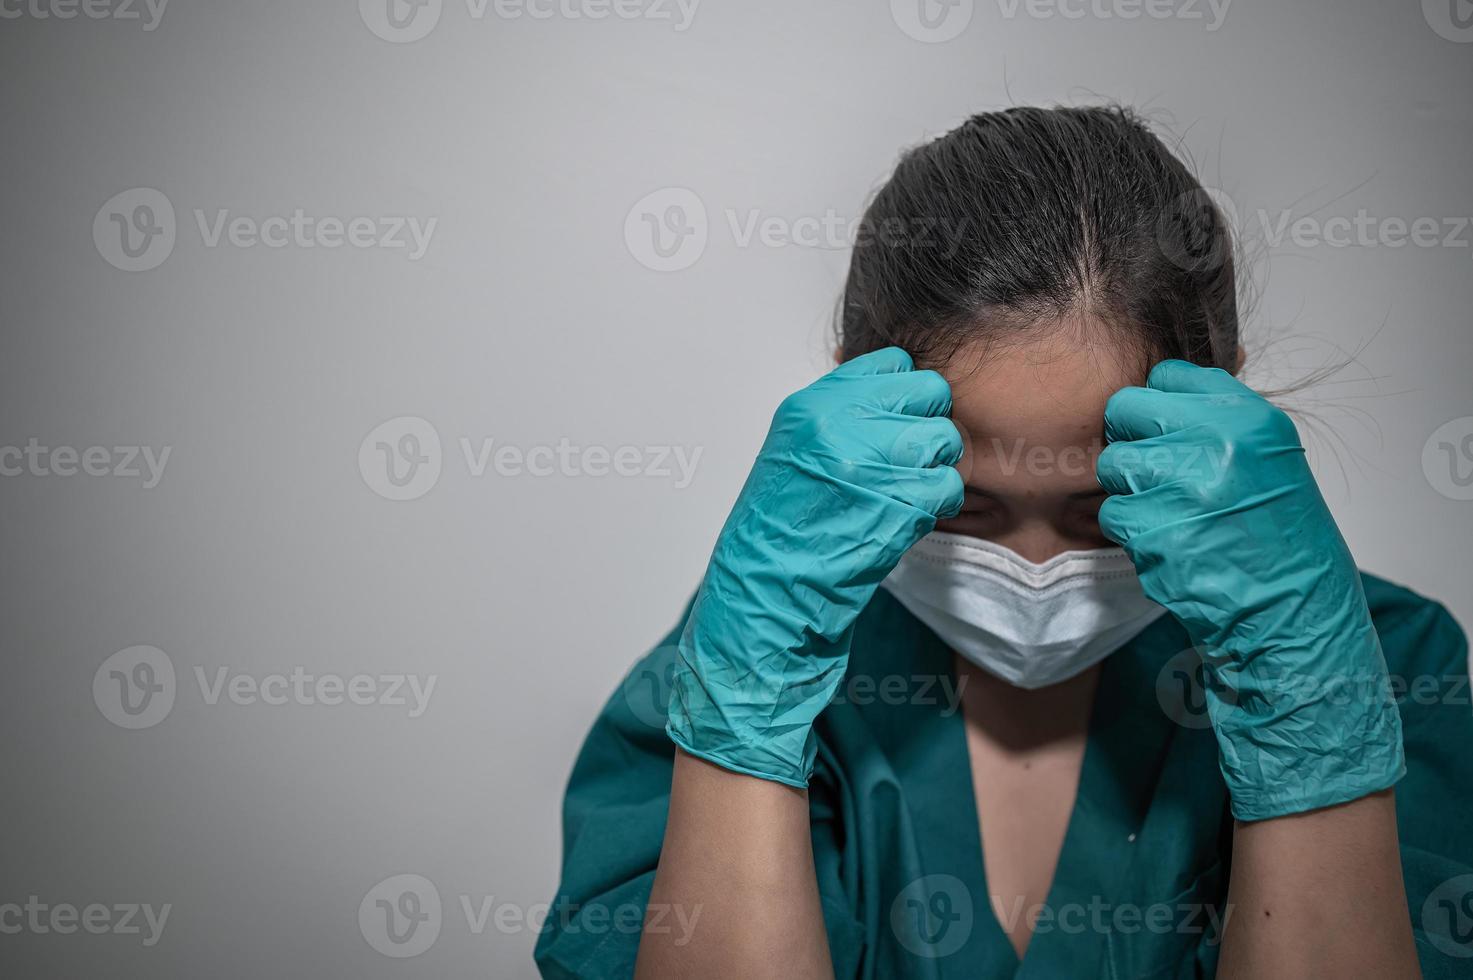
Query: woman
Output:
[[535, 107, 1471, 978]]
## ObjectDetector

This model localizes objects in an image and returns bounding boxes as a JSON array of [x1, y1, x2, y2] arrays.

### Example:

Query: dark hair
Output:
[[836, 105, 1239, 374]]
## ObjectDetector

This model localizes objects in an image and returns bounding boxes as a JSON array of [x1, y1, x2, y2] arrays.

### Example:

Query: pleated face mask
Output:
[[881, 532, 1167, 689]]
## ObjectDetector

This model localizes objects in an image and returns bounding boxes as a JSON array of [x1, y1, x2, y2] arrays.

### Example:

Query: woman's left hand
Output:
[[1096, 360, 1404, 821]]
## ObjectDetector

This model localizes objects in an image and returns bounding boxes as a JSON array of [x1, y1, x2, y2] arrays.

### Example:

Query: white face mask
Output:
[[881, 532, 1167, 689]]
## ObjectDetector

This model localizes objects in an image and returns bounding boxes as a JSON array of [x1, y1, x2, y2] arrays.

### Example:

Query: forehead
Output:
[[936, 321, 1143, 487]]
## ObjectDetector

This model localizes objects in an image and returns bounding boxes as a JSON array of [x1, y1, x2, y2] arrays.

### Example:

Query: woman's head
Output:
[[838, 105, 1239, 373], [837, 105, 1242, 561]]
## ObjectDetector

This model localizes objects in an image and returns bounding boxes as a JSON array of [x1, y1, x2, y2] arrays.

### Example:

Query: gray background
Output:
[[1, 0, 1470, 976]]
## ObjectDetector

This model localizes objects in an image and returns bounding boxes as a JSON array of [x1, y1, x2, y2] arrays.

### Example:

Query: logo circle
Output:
[[1423, 873, 1473, 958], [359, 873, 442, 958], [93, 188, 176, 272], [889, 873, 973, 958], [1423, 0, 1473, 42], [359, 417, 442, 501], [890, 0, 974, 43], [620, 649, 679, 730], [1156, 186, 1238, 273], [1154, 647, 1225, 730], [93, 646, 176, 729], [623, 188, 708, 272], [1422, 416, 1473, 501], [359, 0, 442, 42]]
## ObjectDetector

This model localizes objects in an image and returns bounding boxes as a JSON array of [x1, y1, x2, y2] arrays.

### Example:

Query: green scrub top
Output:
[[535, 573, 1472, 979]]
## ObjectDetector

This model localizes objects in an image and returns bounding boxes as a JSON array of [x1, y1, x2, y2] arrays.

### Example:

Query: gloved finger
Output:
[[1099, 481, 1206, 548], [1097, 491, 1148, 546], [830, 346, 913, 378], [1103, 386, 1173, 442], [1096, 441, 1141, 495], [853, 368, 953, 418], [885, 463, 965, 519], [1147, 359, 1251, 396], [1104, 387, 1216, 443], [880, 415, 963, 469], [1097, 433, 1217, 494]]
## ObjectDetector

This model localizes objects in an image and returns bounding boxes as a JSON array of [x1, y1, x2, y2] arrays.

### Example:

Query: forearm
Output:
[[635, 749, 833, 980], [1218, 789, 1419, 979]]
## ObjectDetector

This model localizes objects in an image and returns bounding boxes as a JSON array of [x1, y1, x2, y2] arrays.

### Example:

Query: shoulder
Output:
[[849, 585, 943, 678], [1361, 571, 1468, 679]]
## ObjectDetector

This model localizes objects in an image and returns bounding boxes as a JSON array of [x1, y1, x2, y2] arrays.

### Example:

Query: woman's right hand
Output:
[[666, 346, 964, 786]]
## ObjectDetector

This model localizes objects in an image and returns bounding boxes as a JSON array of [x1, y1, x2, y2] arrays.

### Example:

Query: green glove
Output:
[[667, 347, 965, 787], [1098, 360, 1405, 820]]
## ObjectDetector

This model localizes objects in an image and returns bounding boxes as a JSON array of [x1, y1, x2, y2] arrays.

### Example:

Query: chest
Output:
[[965, 707, 1089, 960], [822, 603, 1234, 976]]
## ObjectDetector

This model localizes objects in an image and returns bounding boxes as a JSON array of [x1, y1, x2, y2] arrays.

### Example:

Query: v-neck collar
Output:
[[855, 594, 1188, 978]]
